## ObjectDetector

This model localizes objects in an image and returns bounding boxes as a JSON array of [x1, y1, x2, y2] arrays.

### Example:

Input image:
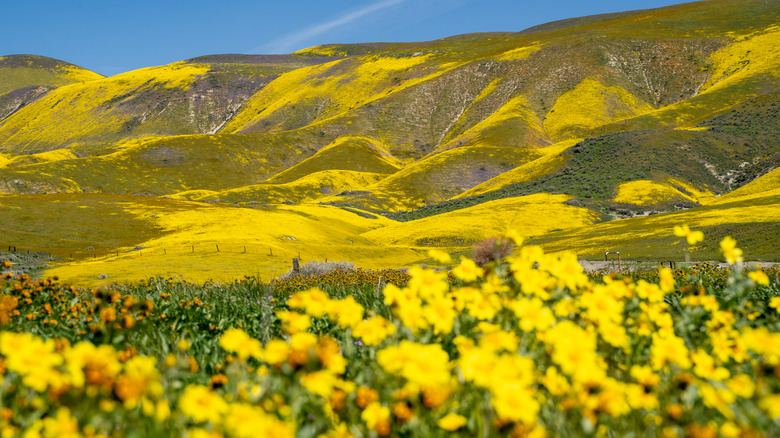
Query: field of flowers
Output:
[[1, 232, 779, 437]]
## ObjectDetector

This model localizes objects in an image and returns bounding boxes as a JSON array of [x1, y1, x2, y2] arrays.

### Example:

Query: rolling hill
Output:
[[1, 0, 779, 284]]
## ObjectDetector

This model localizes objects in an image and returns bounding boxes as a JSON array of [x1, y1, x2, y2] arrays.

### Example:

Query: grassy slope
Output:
[[710, 167, 780, 204], [330, 144, 547, 212], [170, 170, 387, 205], [389, 25, 780, 220], [214, 1, 778, 214], [0, 131, 328, 195], [0, 194, 165, 257], [0, 55, 103, 95], [457, 139, 579, 198], [529, 193, 780, 261], [266, 136, 401, 184], [1, 194, 422, 286], [0, 57, 332, 155], [361, 193, 598, 247], [0, 55, 103, 124]]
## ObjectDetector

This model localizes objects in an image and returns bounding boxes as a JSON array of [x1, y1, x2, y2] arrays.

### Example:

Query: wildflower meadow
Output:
[[1, 232, 779, 437]]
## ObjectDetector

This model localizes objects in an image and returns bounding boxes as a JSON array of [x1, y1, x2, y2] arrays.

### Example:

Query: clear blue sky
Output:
[[1, 0, 690, 77]]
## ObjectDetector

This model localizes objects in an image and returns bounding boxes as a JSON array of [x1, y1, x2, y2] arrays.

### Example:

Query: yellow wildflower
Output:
[[478, 330, 518, 353], [635, 280, 665, 303], [726, 374, 754, 399], [382, 283, 415, 307], [407, 266, 449, 301], [289, 332, 318, 366], [64, 342, 121, 390], [699, 383, 736, 419], [491, 382, 539, 425], [747, 270, 769, 286], [626, 383, 659, 411], [222, 403, 270, 438], [41, 408, 79, 438], [428, 249, 452, 264], [275, 310, 312, 334], [720, 236, 743, 264], [452, 257, 483, 283], [377, 341, 451, 387], [542, 366, 571, 395], [543, 252, 589, 291], [326, 295, 365, 329], [179, 384, 228, 424], [177, 339, 191, 351], [458, 346, 497, 388], [301, 370, 338, 398], [316, 336, 347, 374], [356, 386, 379, 408], [423, 296, 457, 335], [720, 422, 741, 438], [262, 339, 289, 366], [0, 332, 64, 392], [219, 328, 262, 360], [437, 412, 467, 431], [505, 229, 524, 246], [353, 316, 396, 346], [630, 365, 660, 387], [691, 349, 730, 381], [673, 224, 703, 245], [115, 356, 163, 407], [650, 333, 692, 370], [510, 297, 555, 332], [361, 402, 390, 436], [740, 327, 780, 364], [287, 288, 331, 318], [759, 394, 780, 418], [466, 293, 500, 320], [658, 267, 676, 293]]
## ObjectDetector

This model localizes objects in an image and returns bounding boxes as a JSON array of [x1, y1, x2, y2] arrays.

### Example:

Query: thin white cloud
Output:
[[252, 0, 406, 54]]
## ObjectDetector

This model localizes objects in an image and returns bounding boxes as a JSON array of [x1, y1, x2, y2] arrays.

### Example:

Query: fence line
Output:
[[1, 242, 328, 266]]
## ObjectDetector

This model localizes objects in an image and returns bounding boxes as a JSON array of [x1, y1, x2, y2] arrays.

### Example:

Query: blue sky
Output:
[[1, 0, 690, 76]]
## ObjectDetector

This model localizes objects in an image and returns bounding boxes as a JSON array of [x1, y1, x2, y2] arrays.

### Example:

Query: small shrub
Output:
[[471, 236, 515, 266], [277, 260, 356, 280]]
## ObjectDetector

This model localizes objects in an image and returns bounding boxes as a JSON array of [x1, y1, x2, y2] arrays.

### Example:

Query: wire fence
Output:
[[1, 243, 333, 266]]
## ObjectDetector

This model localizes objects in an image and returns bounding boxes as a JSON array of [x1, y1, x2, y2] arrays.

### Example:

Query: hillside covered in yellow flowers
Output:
[[1, 0, 779, 285]]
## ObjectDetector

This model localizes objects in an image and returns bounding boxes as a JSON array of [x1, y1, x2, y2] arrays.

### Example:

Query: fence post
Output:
[[605, 251, 621, 271], [269, 248, 273, 256], [192, 245, 194, 253], [216, 244, 219, 252], [243, 246, 246, 254], [293, 258, 300, 272], [164, 248, 167, 255]]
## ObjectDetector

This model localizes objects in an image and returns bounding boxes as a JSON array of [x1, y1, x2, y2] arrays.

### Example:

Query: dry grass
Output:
[[471, 236, 515, 266], [277, 260, 356, 280]]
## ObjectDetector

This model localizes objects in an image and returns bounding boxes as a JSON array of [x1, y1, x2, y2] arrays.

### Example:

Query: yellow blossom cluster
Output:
[[1, 231, 779, 436]]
